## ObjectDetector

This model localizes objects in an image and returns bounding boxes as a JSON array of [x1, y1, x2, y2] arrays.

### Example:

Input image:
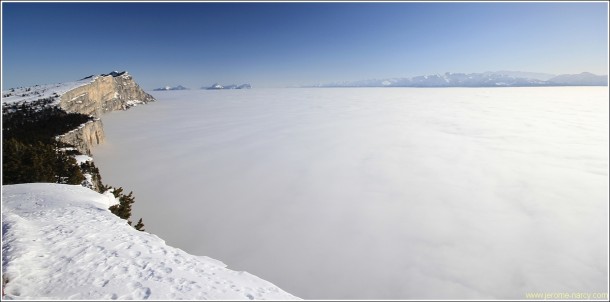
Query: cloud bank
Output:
[[92, 87, 608, 299]]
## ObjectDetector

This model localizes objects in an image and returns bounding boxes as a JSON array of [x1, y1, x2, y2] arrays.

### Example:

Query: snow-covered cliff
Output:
[[59, 72, 155, 118], [2, 71, 154, 155], [2, 183, 299, 300], [56, 72, 153, 154]]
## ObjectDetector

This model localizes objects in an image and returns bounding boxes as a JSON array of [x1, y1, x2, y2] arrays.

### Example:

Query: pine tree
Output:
[[106, 186, 147, 231], [134, 218, 145, 231], [108, 188, 135, 221]]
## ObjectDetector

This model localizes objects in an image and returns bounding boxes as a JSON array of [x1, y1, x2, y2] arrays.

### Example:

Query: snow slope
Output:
[[1, 78, 94, 106], [1, 183, 299, 300]]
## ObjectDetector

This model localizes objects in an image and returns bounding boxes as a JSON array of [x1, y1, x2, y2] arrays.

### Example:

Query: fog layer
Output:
[[92, 88, 608, 299]]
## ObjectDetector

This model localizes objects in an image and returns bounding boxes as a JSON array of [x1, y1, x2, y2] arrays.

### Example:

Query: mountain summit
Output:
[[153, 85, 189, 91], [202, 83, 252, 90]]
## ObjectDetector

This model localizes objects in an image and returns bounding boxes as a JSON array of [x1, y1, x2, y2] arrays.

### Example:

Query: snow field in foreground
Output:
[[2, 183, 299, 300]]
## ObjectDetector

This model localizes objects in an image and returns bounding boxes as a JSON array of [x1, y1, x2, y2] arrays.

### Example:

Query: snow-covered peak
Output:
[[2, 183, 299, 300], [484, 70, 557, 81], [202, 83, 252, 90], [153, 85, 189, 91], [101, 71, 127, 77], [548, 72, 608, 86], [205, 83, 225, 90]]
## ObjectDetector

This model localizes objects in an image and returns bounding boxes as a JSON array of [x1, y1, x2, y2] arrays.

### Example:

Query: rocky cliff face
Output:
[[59, 72, 155, 118], [56, 72, 154, 154], [56, 119, 105, 156]]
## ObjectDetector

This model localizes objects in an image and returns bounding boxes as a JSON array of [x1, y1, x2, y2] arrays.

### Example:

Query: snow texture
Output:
[[92, 87, 609, 299], [1, 78, 95, 106], [73, 155, 93, 165], [1, 183, 299, 300]]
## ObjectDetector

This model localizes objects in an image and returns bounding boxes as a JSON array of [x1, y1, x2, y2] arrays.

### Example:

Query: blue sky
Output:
[[2, 2, 608, 89]]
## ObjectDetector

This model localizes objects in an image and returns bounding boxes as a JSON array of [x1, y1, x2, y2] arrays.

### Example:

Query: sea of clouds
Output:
[[92, 87, 608, 299]]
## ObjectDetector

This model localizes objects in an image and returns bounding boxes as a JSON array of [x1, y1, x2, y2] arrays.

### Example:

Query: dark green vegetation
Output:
[[102, 186, 145, 231], [2, 139, 85, 185], [2, 100, 145, 231], [3, 99, 91, 185], [2, 98, 90, 143]]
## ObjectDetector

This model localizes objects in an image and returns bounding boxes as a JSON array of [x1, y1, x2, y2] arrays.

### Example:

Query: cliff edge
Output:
[[59, 71, 155, 118], [57, 71, 154, 155], [2, 183, 299, 300], [2, 71, 155, 155]]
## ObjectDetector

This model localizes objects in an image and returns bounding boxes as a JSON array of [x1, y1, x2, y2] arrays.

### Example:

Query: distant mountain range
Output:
[[153, 83, 252, 91], [545, 72, 608, 86], [202, 83, 252, 90], [306, 72, 608, 88], [153, 85, 189, 91]]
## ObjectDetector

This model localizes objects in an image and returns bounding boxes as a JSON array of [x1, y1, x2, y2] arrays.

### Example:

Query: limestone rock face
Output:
[[56, 72, 154, 154], [56, 119, 105, 155], [59, 72, 155, 118]]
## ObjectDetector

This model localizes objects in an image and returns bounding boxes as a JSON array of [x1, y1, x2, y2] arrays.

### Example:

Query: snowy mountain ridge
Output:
[[2, 78, 95, 106], [202, 83, 252, 90], [2, 71, 155, 156], [153, 85, 189, 91], [2, 71, 155, 117], [308, 71, 608, 87], [2, 183, 299, 300]]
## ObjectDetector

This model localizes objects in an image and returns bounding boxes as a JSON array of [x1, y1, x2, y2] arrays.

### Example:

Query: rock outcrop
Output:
[[56, 71, 154, 154], [59, 72, 155, 118], [56, 119, 106, 156]]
